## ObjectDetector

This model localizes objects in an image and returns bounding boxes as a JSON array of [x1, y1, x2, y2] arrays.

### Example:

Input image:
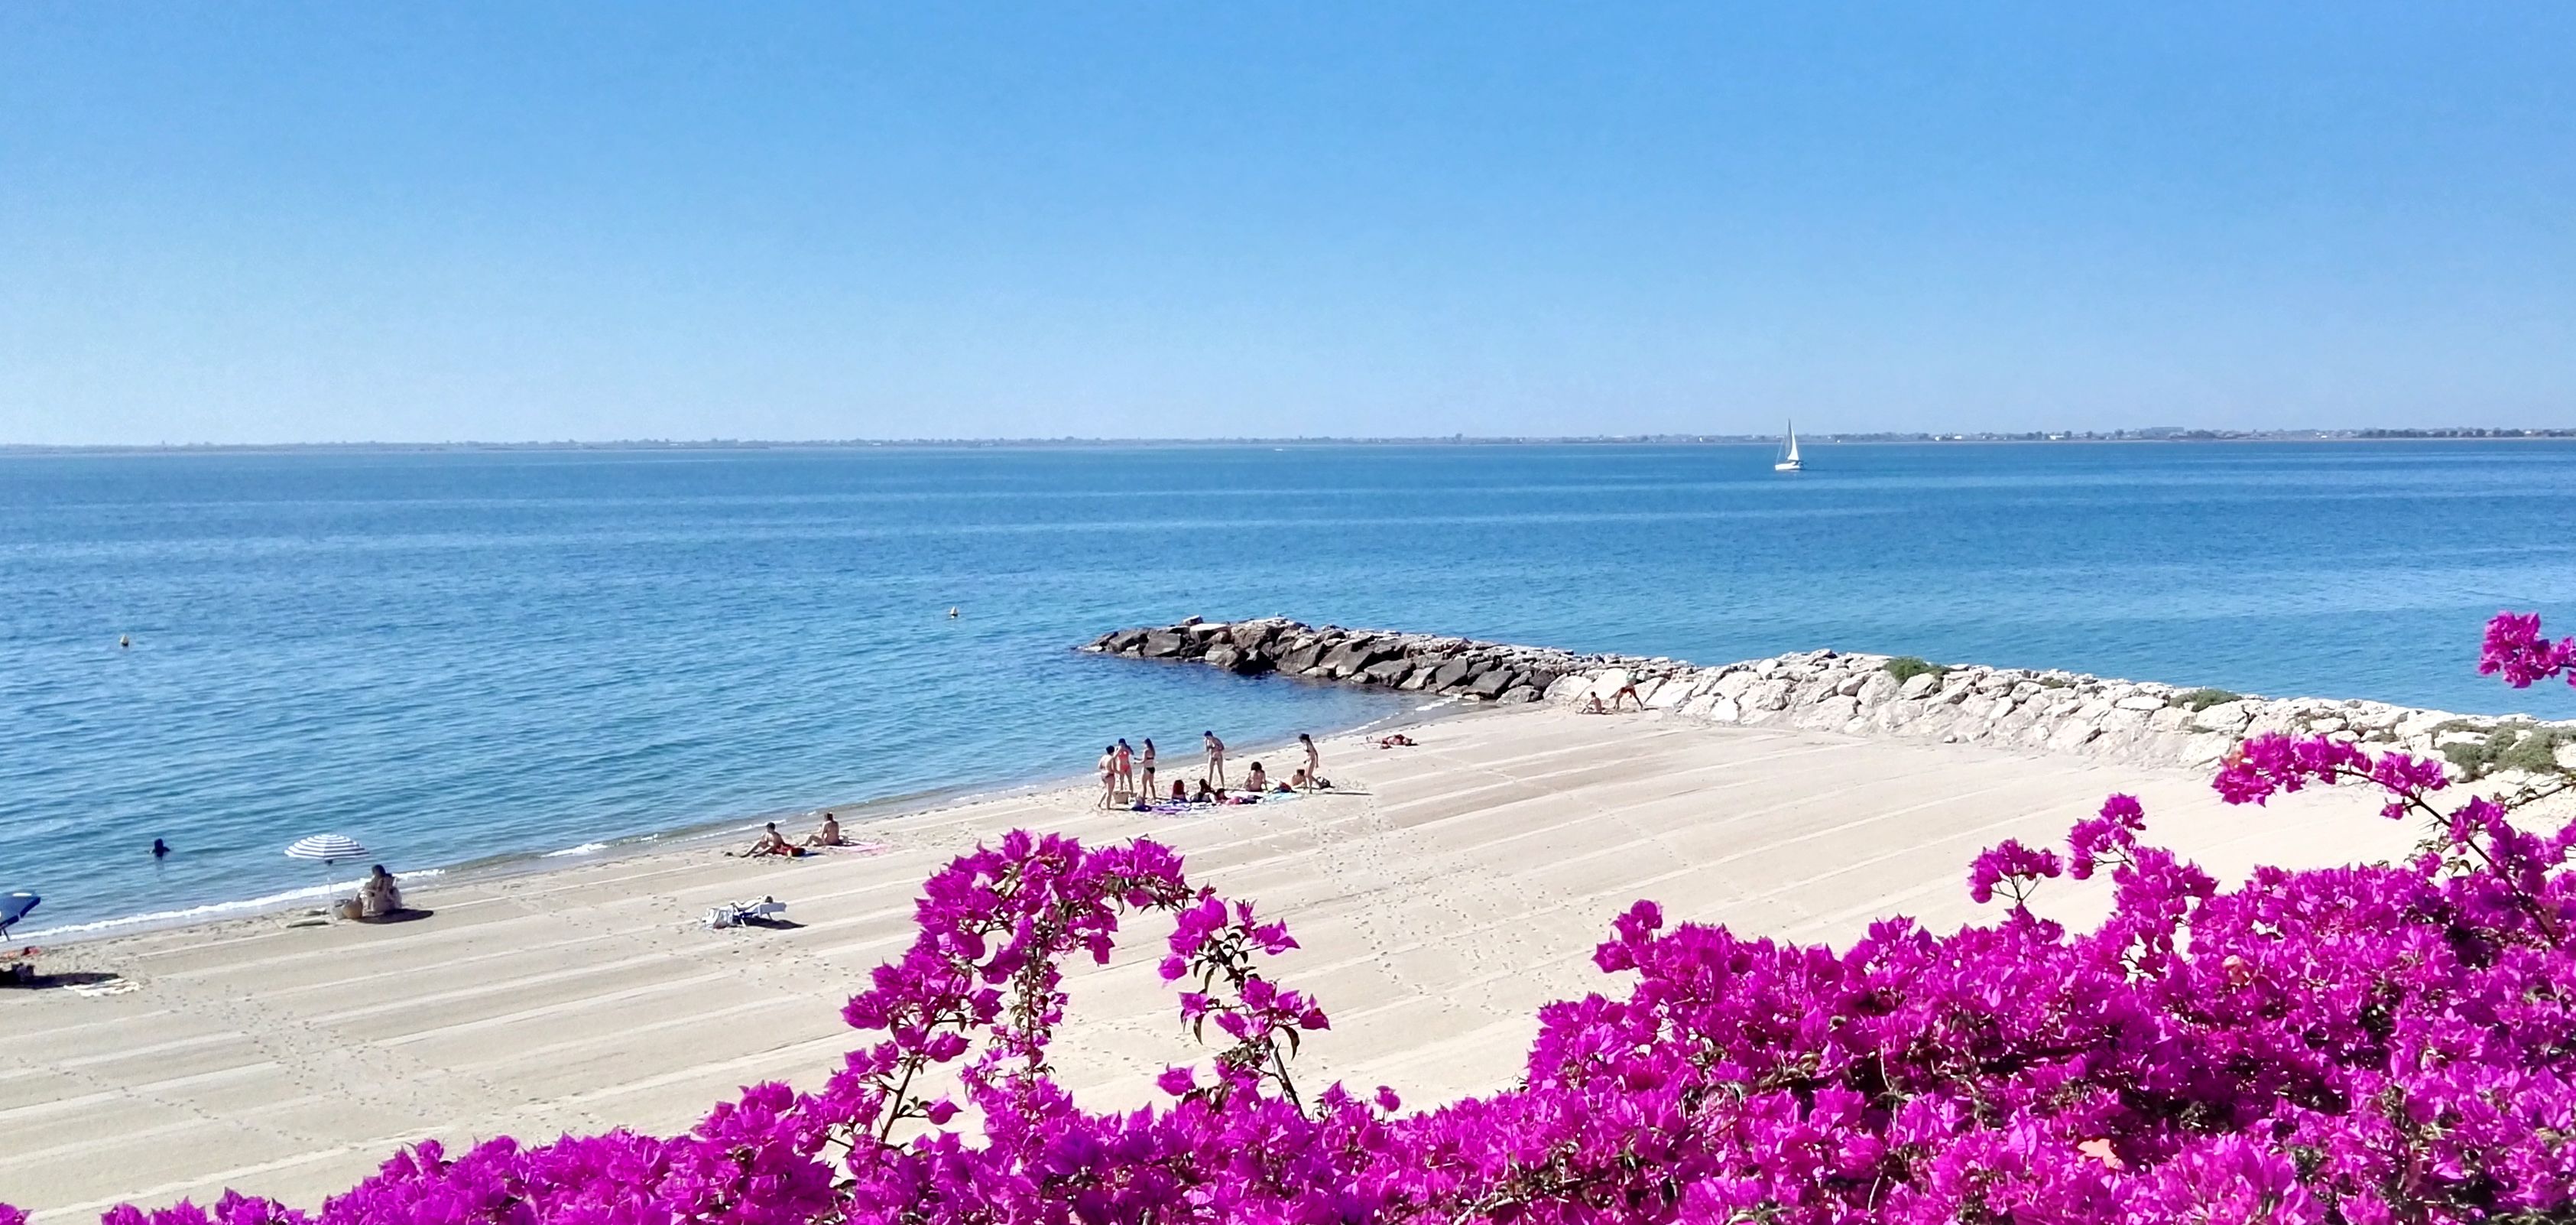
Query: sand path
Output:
[[0, 704, 2410, 1219]]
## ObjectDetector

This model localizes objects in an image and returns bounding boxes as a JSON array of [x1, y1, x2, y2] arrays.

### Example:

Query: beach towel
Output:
[[1131, 792, 1301, 817]]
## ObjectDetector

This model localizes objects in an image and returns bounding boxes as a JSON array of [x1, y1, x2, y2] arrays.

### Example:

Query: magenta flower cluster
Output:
[[2480, 610, 2576, 689], [20, 613, 2576, 1224]]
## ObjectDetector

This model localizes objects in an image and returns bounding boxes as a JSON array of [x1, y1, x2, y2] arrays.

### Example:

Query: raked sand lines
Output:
[[5, 707, 2412, 1220]]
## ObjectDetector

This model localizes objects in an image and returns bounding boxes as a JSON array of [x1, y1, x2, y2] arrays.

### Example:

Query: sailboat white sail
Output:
[[1773, 421, 1803, 472]]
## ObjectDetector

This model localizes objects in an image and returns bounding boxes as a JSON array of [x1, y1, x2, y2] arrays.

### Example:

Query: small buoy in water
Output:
[[152, 837, 170, 859], [119, 634, 131, 648], [947, 607, 959, 619]]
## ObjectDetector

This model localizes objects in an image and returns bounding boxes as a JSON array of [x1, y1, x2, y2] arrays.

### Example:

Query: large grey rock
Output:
[[1427, 658, 1478, 691], [1140, 630, 1190, 658], [1462, 668, 1518, 699], [1360, 658, 1414, 687], [1322, 640, 1395, 678], [1278, 640, 1330, 673]]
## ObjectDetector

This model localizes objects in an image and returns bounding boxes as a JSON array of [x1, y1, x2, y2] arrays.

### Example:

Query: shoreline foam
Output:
[[16, 698, 1452, 947]]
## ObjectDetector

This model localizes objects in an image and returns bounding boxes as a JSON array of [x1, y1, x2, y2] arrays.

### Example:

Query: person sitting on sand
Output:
[[1169, 779, 1188, 802], [1243, 762, 1269, 791], [1288, 768, 1331, 791], [1193, 778, 1219, 804], [1582, 693, 1611, 714], [804, 812, 845, 847], [358, 865, 403, 919], [748, 822, 805, 857], [1377, 733, 1416, 749]]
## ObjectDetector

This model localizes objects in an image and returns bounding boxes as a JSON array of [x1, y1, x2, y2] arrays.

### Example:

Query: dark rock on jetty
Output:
[[1084, 616, 1686, 706]]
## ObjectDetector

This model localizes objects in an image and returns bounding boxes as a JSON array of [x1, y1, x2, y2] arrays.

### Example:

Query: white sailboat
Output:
[[1773, 421, 1803, 472]]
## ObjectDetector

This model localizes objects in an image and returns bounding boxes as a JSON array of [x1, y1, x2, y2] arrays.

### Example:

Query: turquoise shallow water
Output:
[[6, 441, 2574, 934]]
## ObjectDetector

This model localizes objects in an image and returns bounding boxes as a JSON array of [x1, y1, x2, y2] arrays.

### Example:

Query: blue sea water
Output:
[[5, 441, 2575, 934]]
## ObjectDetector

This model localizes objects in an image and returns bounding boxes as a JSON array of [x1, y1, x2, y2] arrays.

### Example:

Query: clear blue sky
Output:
[[2, 5, 2569, 444]]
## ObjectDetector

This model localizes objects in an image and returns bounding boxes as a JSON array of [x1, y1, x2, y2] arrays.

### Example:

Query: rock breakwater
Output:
[[1086, 618, 2576, 784]]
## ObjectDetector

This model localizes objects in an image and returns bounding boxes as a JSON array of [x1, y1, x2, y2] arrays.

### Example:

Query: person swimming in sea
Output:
[[152, 837, 170, 859]]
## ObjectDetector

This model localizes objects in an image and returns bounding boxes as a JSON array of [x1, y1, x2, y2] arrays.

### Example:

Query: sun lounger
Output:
[[703, 896, 788, 929]]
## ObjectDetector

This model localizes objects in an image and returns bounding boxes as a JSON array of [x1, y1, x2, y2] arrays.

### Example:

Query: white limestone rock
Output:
[[1857, 671, 1901, 708], [2192, 700, 2254, 733], [2047, 720, 2102, 752]]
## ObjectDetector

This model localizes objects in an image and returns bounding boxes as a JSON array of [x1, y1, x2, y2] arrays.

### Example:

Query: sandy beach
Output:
[[1, 702, 2415, 1220]]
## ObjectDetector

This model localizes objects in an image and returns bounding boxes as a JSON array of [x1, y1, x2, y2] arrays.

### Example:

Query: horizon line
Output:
[[5, 426, 2576, 454]]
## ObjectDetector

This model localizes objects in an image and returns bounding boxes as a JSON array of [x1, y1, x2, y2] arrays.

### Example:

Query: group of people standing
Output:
[[1097, 731, 1325, 808]]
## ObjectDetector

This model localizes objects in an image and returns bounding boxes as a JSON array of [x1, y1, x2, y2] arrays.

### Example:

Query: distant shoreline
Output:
[[6, 431, 2574, 456]]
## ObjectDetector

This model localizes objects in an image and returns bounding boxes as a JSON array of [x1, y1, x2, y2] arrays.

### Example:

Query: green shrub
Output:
[[2497, 726, 2568, 774], [2436, 722, 2571, 778], [1883, 656, 1948, 684], [2171, 688, 2242, 712]]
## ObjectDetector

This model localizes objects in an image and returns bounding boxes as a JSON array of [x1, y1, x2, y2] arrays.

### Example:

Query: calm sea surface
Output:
[[7, 442, 2575, 934]]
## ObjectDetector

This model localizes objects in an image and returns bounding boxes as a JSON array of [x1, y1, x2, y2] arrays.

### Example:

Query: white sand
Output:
[[0, 704, 2413, 1219]]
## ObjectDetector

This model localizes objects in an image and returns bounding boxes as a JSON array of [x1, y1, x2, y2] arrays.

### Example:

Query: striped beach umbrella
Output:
[[0, 891, 35, 940], [286, 835, 371, 917], [285, 833, 369, 864]]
